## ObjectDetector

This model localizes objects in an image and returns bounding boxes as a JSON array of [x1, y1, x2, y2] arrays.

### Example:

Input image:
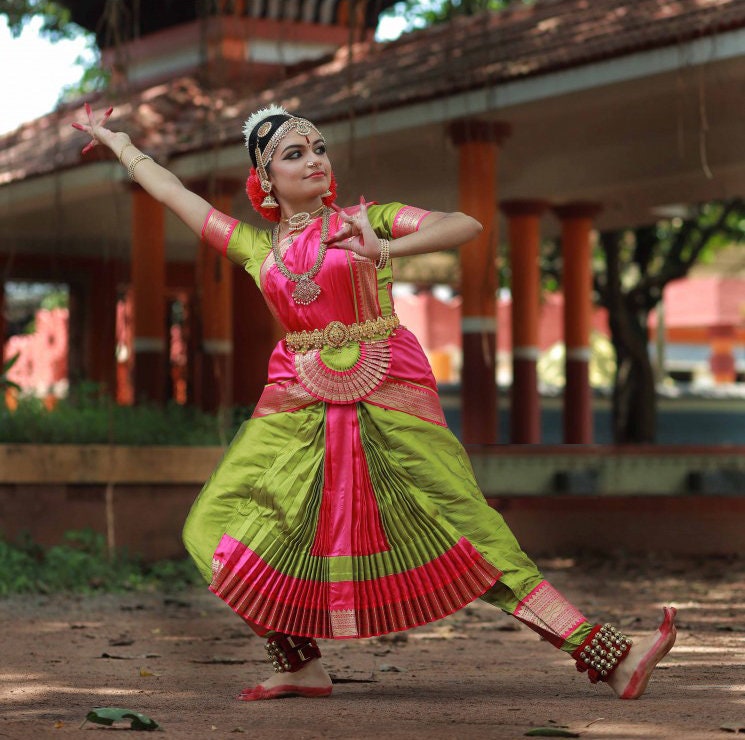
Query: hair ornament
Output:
[[243, 104, 289, 149]]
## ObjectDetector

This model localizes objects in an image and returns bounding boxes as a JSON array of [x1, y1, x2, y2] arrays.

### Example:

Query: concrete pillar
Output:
[[501, 199, 548, 444], [131, 189, 166, 404], [553, 202, 602, 444], [448, 119, 511, 444]]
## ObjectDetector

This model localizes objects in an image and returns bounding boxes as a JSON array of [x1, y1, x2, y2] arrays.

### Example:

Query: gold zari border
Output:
[[201, 208, 238, 256], [251, 375, 445, 426]]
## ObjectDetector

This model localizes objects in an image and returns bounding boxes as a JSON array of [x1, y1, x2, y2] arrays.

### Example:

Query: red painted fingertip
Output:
[[81, 141, 96, 154], [71, 122, 85, 131], [84, 102, 92, 115], [359, 195, 366, 205], [104, 106, 113, 116]]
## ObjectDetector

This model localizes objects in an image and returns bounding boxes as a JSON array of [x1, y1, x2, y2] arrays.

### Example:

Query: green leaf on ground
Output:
[[83, 707, 159, 731], [525, 728, 580, 738]]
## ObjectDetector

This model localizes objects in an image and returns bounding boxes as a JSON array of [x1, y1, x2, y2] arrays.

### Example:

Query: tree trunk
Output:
[[610, 306, 656, 444], [600, 231, 657, 444]]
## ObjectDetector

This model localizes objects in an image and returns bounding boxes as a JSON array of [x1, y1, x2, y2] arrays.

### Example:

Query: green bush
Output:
[[0, 383, 253, 445], [0, 530, 203, 596]]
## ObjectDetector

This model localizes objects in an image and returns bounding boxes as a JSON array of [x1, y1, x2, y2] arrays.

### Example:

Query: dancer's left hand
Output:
[[327, 198, 383, 261]]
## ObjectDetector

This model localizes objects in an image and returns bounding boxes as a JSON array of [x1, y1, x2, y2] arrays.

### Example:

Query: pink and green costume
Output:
[[183, 203, 593, 655]]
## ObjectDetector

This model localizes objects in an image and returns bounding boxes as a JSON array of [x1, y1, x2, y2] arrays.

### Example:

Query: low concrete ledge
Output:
[[0, 444, 224, 485], [3, 444, 744, 492], [468, 444, 745, 496], [2, 444, 744, 558]]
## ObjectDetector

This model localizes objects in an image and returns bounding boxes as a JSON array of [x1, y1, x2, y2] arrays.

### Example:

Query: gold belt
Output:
[[285, 314, 400, 353]]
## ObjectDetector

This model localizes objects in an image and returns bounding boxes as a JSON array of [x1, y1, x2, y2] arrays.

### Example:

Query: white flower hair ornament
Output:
[[242, 104, 289, 150]]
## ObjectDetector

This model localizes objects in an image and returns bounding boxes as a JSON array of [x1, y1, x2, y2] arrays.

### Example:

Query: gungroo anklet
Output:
[[572, 623, 632, 683], [265, 634, 322, 673]]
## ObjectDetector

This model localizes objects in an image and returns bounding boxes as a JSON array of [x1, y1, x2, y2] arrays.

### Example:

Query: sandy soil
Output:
[[1, 552, 744, 739]]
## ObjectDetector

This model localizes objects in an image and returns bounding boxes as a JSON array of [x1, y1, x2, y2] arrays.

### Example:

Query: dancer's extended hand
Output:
[[71, 103, 128, 157], [327, 197, 383, 261]]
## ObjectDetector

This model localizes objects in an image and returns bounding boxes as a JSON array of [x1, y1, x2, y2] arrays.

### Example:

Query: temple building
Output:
[[2, 0, 744, 443]]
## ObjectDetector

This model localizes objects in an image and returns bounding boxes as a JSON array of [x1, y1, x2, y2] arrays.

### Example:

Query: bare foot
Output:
[[238, 658, 333, 701], [607, 606, 677, 700]]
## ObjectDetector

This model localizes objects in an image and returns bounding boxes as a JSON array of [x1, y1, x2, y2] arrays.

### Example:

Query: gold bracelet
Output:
[[375, 238, 390, 270], [127, 153, 153, 182], [118, 141, 134, 164]]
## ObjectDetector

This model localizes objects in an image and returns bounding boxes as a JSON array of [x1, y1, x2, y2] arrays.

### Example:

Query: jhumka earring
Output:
[[256, 147, 278, 209], [321, 188, 332, 198], [261, 190, 279, 209]]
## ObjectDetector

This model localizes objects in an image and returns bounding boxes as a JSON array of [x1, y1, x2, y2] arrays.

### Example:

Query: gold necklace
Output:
[[272, 207, 330, 305], [282, 205, 325, 233]]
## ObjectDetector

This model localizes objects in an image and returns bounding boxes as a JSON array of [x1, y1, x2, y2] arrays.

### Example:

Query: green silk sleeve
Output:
[[367, 202, 406, 238], [226, 222, 272, 286], [365, 202, 432, 317], [200, 208, 271, 287]]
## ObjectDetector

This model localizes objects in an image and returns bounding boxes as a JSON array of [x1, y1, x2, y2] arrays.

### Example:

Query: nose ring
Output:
[[307, 161, 319, 168]]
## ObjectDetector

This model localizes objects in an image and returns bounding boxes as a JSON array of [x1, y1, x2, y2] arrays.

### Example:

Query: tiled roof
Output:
[[62, 0, 398, 40], [3, 0, 745, 186]]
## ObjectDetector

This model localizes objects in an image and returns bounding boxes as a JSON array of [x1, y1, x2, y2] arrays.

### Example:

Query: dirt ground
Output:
[[2, 552, 744, 740]]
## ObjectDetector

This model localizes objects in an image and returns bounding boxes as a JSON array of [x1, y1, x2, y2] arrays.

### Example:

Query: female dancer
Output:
[[73, 103, 676, 702]]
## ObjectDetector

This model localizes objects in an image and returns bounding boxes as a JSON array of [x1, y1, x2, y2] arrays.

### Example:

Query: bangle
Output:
[[127, 153, 153, 182], [118, 141, 134, 164], [376, 238, 390, 269]]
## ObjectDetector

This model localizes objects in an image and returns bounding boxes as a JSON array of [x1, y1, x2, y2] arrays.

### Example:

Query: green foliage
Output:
[[0, 1, 107, 101], [0, 0, 74, 40], [58, 41, 110, 103], [383, 0, 533, 31], [1, 353, 22, 397], [0, 383, 251, 445], [39, 288, 69, 310], [0, 530, 203, 595]]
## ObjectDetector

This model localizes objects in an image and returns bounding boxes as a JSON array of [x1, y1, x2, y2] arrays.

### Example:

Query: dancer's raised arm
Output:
[[72, 104, 211, 237]]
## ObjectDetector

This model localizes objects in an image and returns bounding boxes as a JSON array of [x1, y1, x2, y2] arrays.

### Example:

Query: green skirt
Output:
[[183, 402, 542, 639]]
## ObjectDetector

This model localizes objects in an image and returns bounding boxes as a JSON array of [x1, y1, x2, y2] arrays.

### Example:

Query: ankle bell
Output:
[[572, 623, 632, 683], [265, 634, 322, 673]]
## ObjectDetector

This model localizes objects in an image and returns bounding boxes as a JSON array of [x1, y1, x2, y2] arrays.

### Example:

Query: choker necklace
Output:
[[272, 207, 330, 305], [282, 205, 325, 233]]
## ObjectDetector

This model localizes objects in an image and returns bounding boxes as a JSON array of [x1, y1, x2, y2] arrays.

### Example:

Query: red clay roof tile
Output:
[[3, 0, 745, 185]]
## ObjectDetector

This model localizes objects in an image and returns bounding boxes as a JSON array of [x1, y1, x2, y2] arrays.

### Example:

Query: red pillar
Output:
[[131, 189, 166, 404], [0, 280, 6, 351], [231, 268, 277, 407], [87, 260, 117, 394], [195, 190, 235, 412], [449, 119, 511, 445], [553, 202, 602, 444], [501, 199, 548, 444], [709, 324, 736, 384]]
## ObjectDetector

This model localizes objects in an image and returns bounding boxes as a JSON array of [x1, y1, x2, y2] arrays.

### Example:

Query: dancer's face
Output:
[[268, 131, 331, 206]]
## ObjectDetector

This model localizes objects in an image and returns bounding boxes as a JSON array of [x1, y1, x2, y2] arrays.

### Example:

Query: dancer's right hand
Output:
[[71, 103, 129, 157]]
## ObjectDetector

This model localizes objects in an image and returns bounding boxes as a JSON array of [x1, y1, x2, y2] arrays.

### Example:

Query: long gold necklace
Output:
[[272, 207, 330, 305]]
